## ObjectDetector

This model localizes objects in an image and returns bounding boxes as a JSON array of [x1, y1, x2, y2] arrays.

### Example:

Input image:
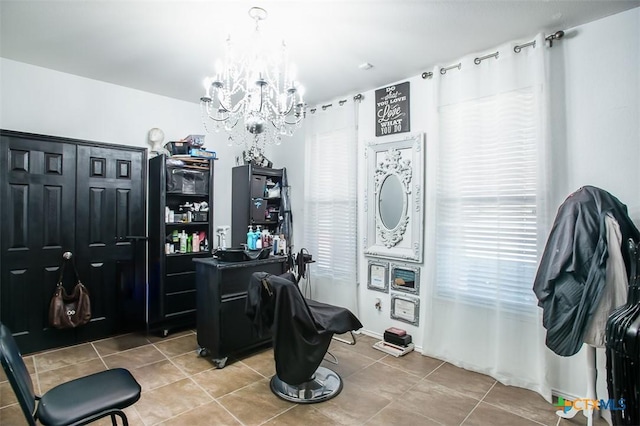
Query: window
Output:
[[435, 87, 540, 312], [303, 109, 357, 282]]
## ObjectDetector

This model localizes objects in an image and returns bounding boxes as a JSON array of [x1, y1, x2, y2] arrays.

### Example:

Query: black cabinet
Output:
[[231, 164, 284, 247], [148, 155, 215, 336], [193, 257, 286, 368]]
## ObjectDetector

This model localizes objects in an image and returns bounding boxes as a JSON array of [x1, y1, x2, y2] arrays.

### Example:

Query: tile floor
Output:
[[1, 331, 607, 426]]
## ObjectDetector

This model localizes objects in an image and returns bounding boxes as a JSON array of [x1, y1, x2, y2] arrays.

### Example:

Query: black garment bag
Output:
[[606, 239, 640, 425]]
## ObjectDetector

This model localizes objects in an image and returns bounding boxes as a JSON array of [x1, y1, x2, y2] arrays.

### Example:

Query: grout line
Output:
[[183, 379, 250, 426], [134, 344, 233, 426], [159, 347, 246, 426], [459, 381, 496, 425], [237, 359, 271, 380], [372, 356, 446, 381], [361, 399, 394, 424], [258, 405, 298, 426], [361, 360, 446, 426], [212, 399, 247, 426], [423, 360, 446, 379], [31, 356, 42, 396], [459, 399, 483, 426], [480, 398, 556, 426], [90, 341, 109, 370], [129, 404, 144, 426], [480, 380, 497, 401], [0, 402, 20, 411]]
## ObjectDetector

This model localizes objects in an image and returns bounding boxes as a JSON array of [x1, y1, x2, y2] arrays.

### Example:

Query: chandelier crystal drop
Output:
[[200, 7, 306, 161]]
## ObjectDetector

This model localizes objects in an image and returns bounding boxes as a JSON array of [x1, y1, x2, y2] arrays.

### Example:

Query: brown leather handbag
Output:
[[49, 256, 91, 329]]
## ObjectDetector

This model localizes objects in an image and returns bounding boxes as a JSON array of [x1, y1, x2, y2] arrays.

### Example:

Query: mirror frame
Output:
[[364, 133, 424, 263]]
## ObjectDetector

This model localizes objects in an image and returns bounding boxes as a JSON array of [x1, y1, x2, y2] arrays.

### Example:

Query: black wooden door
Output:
[[0, 134, 78, 352], [0, 131, 146, 353], [74, 145, 146, 340]]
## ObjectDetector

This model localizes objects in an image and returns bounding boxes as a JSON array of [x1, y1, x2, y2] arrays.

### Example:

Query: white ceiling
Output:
[[1, 0, 638, 106]]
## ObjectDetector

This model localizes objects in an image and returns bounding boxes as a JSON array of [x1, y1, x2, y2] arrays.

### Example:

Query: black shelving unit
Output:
[[231, 164, 284, 248], [148, 155, 215, 336]]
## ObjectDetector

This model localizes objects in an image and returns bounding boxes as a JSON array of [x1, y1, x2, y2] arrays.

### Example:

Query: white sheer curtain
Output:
[[422, 34, 553, 399], [303, 100, 358, 312]]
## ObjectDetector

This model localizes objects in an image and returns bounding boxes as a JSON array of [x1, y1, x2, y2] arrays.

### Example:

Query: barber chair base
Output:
[[270, 366, 343, 404]]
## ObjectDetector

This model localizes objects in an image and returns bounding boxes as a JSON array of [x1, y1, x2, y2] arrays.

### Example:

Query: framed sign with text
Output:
[[375, 82, 410, 137], [367, 260, 389, 293], [390, 294, 420, 326]]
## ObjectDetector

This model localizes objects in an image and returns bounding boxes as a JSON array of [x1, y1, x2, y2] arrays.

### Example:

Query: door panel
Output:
[[75, 145, 146, 340], [0, 135, 77, 352]]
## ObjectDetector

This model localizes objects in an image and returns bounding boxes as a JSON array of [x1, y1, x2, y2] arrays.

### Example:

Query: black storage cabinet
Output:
[[193, 256, 287, 368], [148, 155, 215, 336], [231, 164, 284, 247]]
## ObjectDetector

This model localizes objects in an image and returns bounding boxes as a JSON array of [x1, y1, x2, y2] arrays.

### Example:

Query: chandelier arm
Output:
[[214, 95, 244, 116], [281, 101, 295, 116], [282, 114, 304, 126], [206, 113, 231, 122], [202, 101, 231, 122], [268, 113, 302, 129]]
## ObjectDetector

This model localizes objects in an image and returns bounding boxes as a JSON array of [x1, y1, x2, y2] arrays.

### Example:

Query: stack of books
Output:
[[372, 327, 415, 357]]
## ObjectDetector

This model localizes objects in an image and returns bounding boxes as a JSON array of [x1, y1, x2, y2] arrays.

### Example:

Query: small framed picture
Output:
[[391, 294, 420, 326], [367, 260, 389, 293], [390, 263, 420, 294]]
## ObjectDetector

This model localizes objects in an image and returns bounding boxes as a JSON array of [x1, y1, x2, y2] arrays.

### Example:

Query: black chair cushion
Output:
[[37, 368, 141, 426]]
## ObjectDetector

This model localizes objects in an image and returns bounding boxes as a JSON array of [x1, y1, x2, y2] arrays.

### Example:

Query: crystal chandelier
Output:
[[200, 7, 306, 161]]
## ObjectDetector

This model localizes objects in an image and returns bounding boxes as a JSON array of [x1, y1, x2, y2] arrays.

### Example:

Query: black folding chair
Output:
[[0, 322, 141, 426]]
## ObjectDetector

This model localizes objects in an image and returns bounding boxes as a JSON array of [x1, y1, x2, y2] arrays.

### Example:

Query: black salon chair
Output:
[[246, 272, 363, 403], [0, 322, 141, 426]]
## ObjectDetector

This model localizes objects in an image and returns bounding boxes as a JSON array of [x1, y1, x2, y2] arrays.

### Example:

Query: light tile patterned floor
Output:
[[0, 331, 607, 425]]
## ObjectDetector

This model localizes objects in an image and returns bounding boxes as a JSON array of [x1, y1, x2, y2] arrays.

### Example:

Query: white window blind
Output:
[[436, 87, 540, 312], [304, 120, 357, 281]]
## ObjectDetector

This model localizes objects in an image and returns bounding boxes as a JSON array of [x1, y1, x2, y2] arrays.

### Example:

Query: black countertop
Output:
[[193, 255, 287, 270]]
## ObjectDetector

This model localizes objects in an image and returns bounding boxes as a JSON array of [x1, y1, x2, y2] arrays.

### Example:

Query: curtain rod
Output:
[[309, 94, 363, 114], [421, 29, 565, 79]]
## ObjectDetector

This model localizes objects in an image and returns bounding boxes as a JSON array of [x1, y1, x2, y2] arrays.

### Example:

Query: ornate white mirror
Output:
[[364, 133, 424, 262]]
